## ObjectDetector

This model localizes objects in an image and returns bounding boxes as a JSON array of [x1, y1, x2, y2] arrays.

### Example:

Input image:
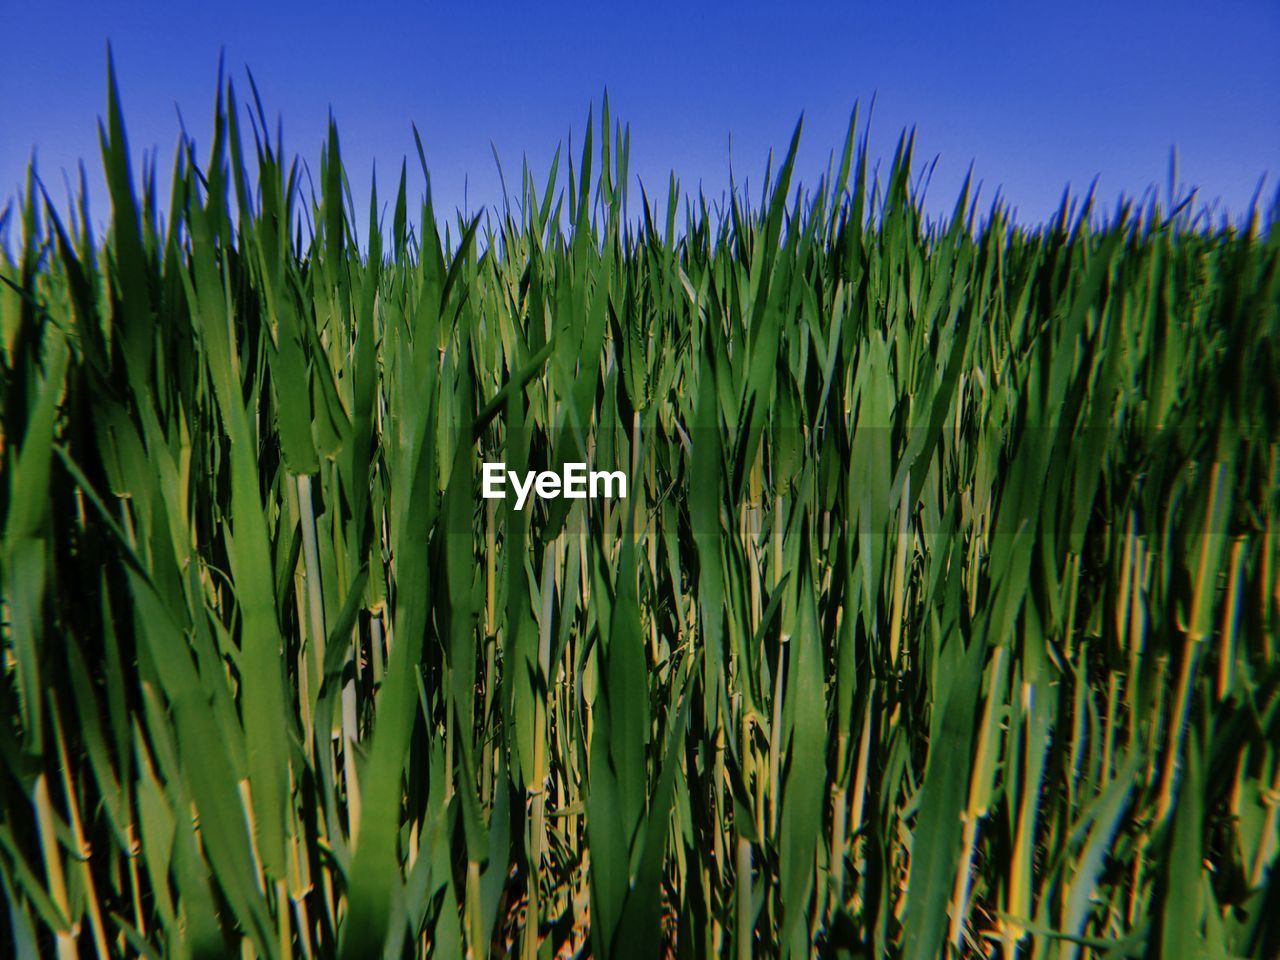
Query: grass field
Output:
[[2, 66, 1279, 958]]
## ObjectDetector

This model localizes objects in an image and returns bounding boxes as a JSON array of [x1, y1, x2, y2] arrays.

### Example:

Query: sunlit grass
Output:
[[1, 62, 1278, 958]]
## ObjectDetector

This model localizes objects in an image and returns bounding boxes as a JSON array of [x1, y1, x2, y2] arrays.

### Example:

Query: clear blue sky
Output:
[[2, 0, 1277, 232]]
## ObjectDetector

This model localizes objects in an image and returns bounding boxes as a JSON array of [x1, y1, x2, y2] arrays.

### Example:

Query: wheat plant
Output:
[[1, 62, 1278, 958]]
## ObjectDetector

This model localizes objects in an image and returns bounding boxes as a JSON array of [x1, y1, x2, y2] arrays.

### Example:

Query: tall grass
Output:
[[2, 64, 1278, 958]]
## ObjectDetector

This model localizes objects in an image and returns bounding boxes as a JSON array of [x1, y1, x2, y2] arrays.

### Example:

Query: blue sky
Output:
[[2, 1, 1277, 232]]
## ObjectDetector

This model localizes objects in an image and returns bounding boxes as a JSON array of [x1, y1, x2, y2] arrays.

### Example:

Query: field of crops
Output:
[[2, 68, 1279, 959]]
